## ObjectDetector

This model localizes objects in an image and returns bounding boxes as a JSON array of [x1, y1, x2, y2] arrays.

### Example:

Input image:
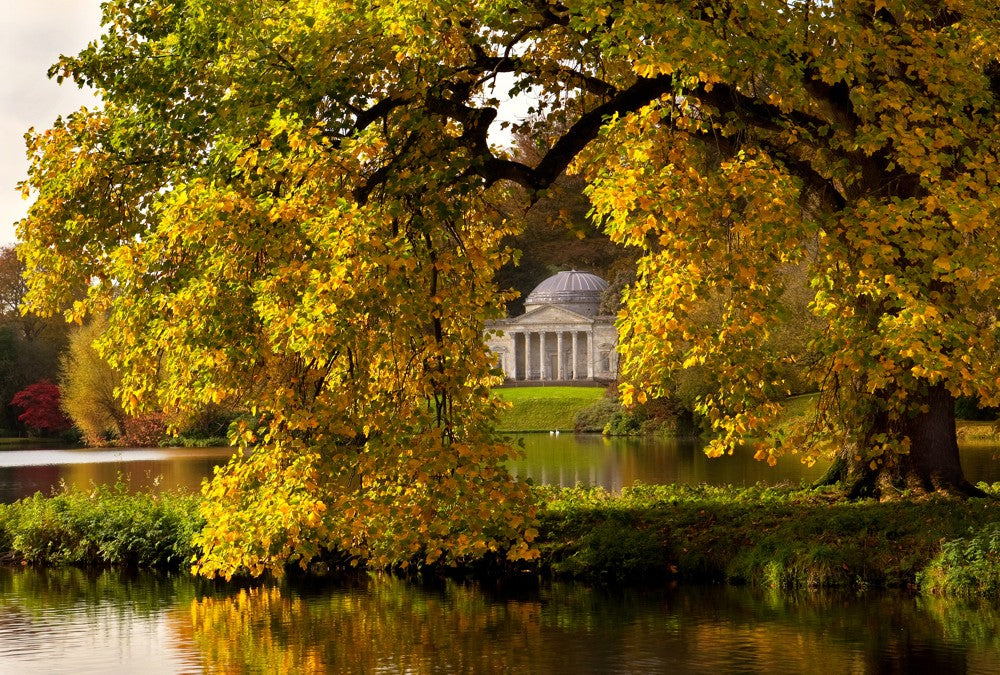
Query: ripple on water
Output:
[[0, 602, 203, 674]]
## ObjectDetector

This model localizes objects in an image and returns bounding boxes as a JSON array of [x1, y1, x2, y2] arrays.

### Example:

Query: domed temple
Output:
[[486, 270, 618, 384]]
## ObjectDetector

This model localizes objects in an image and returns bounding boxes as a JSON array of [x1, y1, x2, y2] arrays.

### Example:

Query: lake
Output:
[[3, 568, 1000, 674], [2, 434, 1000, 502], [2, 436, 1000, 673]]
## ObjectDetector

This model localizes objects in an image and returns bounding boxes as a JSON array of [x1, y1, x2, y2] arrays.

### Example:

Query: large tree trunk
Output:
[[816, 383, 987, 498]]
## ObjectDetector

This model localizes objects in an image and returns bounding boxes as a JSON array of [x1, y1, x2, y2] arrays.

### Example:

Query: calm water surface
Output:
[[2, 568, 1000, 674], [0, 447, 231, 503], [2, 435, 999, 502], [3, 437, 1000, 673]]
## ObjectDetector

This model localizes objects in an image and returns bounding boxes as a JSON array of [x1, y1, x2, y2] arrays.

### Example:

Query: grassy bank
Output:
[[4, 483, 1000, 597], [0, 437, 71, 447], [957, 421, 1000, 442], [495, 386, 604, 432], [537, 483, 1000, 594]]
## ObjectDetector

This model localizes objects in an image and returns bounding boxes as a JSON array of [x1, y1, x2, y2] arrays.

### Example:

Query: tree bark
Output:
[[816, 382, 987, 498]]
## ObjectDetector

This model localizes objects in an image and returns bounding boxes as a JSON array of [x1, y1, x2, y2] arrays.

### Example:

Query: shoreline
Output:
[[3, 483, 1000, 597]]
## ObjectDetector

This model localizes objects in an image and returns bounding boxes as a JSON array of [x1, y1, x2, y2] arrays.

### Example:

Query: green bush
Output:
[[4, 479, 1000, 596], [1, 483, 203, 569], [575, 395, 700, 437], [535, 483, 1000, 591], [573, 397, 620, 432], [171, 434, 230, 448], [602, 410, 643, 436], [919, 523, 1000, 597], [0, 504, 12, 552]]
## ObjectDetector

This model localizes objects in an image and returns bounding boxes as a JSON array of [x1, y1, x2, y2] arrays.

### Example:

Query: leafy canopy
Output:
[[19, 0, 1000, 571]]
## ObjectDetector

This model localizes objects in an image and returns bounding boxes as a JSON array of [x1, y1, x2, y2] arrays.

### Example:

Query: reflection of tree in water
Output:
[[508, 435, 828, 490], [917, 595, 1000, 671], [184, 576, 547, 672], [1, 568, 999, 672], [0, 567, 190, 616], [0, 568, 205, 670], [182, 578, 1000, 673]]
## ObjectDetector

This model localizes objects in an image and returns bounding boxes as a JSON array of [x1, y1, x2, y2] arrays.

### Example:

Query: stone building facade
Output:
[[486, 270, 618, 384]]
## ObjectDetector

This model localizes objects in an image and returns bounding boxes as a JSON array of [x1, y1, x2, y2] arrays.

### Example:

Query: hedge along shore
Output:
[[2, 482, 1000, 597]]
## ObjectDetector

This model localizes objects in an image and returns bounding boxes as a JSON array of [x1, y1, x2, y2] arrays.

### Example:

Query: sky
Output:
[[0, 2, 103, 246]]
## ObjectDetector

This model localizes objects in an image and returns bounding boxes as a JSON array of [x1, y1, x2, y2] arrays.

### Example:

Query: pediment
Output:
[[510, 304, 593, 326]]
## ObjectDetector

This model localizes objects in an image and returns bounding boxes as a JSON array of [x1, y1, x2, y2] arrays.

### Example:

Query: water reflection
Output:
[[0, 568, 204, 674], [3, 568, 999, 674], [508, 434, 1000, 489], [0, 448, 232, 504], [510, 434, 827, 489], [2, 438, 1000, 503], [169, 580, 1000, 674]]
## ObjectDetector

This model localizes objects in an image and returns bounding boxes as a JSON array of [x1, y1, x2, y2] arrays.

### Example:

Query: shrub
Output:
[[10, 381, 72, 435], [553, 518, 668, 582], [120, 413, 167, 447], [603, 410, 643, 436], [171, 434, 230, 448], [60, 317, 127, 444], [919, 524, 1000, 597], [1, 483, 203, 568], [574, 397, 621, 432], [576, 395, 700, 437], [177, 405, 239, 439], [0, 503, 12, 552]]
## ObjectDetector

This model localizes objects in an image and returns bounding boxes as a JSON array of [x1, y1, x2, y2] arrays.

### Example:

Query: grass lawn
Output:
[[494, 386, 605, 432]]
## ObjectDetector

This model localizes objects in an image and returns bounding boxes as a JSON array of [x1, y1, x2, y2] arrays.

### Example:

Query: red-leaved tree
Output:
[[10, 380, 72, 435]]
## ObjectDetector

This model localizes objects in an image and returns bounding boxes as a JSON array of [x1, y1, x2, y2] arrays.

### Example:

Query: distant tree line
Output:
[[0, 245, 235, 445]]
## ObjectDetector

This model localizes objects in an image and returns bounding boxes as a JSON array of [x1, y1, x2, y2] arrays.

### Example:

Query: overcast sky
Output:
[[0, 2, 103, 246]]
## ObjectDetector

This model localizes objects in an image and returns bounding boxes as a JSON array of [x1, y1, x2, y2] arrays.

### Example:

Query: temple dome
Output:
[[524, 270, 608, 317]]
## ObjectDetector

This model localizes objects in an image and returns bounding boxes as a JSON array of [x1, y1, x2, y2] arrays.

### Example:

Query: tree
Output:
[[576, 1, 1000, 498], [60, 316, 127, 445], [10, 381, 72, 435], [0, 246, 27, 320], [494, 118, 624, 316], [20, 0, 540, 578], [17, 1, 1000, 573], [0, 245, 68, 432]]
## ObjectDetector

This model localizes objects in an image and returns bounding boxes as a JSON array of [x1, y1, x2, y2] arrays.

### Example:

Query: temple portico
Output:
[[485, 270, 617, 384]]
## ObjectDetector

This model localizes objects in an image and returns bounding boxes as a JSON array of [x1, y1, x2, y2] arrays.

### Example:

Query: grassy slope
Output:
[[494, 387, 605, 432]]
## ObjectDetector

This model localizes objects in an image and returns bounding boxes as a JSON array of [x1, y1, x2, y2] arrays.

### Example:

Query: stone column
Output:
[[539, 332, 548, 381], [524, 332, 533, 380], [573, 330, 580, 380], [557, 332, 564, 381], [586, 329, 594, 379], [512, 332, 521, 380]]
